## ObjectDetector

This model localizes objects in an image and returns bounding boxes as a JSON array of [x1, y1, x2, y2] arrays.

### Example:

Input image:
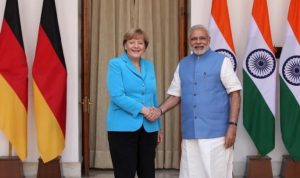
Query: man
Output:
[[149, 24, 242, 178]]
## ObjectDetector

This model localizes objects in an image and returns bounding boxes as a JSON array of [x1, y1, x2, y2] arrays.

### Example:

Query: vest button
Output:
[[193, 93, 196, 96], [193, 105, 197, 108], [194, 82, 197, 85]]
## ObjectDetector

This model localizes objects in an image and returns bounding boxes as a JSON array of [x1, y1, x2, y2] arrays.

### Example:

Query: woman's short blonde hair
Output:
[[123, 28, 149, 50]]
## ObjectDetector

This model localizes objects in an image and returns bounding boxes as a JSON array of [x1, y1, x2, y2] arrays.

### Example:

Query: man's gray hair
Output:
[[188, 24, 210, 39]]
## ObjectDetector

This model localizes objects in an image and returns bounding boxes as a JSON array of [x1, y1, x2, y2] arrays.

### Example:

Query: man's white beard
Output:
[[193, 45, 209, 55]]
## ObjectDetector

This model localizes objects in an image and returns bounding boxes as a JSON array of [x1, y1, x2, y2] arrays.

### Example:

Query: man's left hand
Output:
[[224, 125, 237, 148]]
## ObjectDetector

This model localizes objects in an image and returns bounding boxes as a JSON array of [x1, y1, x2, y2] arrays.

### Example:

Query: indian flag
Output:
[[279, 0, 300, 161], [243, 0, 276, 155], [208, 0, 237, 71]]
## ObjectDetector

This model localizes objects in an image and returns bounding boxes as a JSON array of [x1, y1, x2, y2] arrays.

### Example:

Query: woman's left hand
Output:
[[157, 131, 163, 144]]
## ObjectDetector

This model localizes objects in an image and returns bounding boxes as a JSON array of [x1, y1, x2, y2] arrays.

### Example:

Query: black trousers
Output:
[[108, 127, 158, 178]]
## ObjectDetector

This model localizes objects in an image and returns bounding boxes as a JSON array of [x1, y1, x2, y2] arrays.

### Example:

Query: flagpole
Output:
[[9, 142, 12, 157]]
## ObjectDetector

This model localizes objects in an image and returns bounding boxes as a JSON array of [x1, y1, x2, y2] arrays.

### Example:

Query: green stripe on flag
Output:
[[280, 77, 300, 160], [243, 70, 275, 155]]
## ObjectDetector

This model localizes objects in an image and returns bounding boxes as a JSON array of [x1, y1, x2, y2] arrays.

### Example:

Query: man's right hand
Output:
[[142, 107, 161, 122]]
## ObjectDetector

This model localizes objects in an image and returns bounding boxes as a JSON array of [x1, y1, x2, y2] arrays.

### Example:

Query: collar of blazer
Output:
[[121, 53, 147, 80]]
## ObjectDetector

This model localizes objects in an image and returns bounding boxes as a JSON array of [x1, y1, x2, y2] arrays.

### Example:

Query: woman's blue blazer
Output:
[[106, 53, 160, 132]]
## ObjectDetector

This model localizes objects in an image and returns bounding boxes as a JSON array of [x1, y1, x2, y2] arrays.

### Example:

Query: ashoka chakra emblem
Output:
[[216, 49, 237, 71], [282, 55, 300, 86], [246, 49, 276, 79]]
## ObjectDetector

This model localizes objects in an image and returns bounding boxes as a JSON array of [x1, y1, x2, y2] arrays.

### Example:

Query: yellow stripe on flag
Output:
[[33, 81, 64, 162], [0, 74, 27, 160]]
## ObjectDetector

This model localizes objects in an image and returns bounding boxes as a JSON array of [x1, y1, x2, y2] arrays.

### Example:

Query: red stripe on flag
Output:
[[33, 26, 67, 136], [0, 20, 28, 108]]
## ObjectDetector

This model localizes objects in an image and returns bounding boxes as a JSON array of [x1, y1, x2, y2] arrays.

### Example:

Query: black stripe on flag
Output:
[[4, 0, 24, 49], [40, 0, 66, 68]]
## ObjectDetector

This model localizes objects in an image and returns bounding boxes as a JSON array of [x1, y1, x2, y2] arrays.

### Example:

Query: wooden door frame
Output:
[[80, 0, 188, 176], [179, 0, 188, 59], [81, 0, 90, 176], [178, 0, 188, 158]]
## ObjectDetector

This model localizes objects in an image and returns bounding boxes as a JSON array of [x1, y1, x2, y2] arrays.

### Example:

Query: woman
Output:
[[106, 28, 161, 178]]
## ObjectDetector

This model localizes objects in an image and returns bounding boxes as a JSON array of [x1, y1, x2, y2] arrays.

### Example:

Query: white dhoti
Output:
[[179, 137, 233, 178]]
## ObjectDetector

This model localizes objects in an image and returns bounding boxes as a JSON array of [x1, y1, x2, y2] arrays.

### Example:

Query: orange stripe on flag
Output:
[[211, 0, 235, 53], [0, 75, 27, 160], [288, 0, 300, 44], [33, 81, 65, 162], [252, 0, 274, 52]]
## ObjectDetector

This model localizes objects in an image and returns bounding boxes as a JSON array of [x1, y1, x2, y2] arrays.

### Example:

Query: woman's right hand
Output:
[[141, 107, 151, 116], [141, 107, 161, 121]]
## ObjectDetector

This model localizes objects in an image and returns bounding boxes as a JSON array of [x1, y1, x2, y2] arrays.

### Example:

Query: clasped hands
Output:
[[141, 107, 162, 122]]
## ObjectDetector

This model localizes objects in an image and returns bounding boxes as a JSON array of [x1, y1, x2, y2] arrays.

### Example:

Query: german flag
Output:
[[32, 0, 67, 163], [0, 0, 28, 161]]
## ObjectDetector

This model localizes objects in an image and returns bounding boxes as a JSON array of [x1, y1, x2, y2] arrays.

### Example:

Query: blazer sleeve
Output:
[[153, 66, 161, 121], [106, 60, 143, 117]]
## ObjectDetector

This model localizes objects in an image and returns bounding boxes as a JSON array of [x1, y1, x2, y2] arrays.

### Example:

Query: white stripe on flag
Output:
[[279, 24, 300, 104], [209, 18, 234, 54], [243, 18, 277, 116]]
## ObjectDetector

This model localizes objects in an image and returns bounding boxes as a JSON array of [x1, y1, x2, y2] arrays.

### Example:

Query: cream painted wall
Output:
[[0, 0, 80, 176], [190, 0, 290, 176]]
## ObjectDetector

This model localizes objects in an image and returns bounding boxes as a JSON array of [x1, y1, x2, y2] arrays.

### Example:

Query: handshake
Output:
[[141, 107, 162, 122]]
